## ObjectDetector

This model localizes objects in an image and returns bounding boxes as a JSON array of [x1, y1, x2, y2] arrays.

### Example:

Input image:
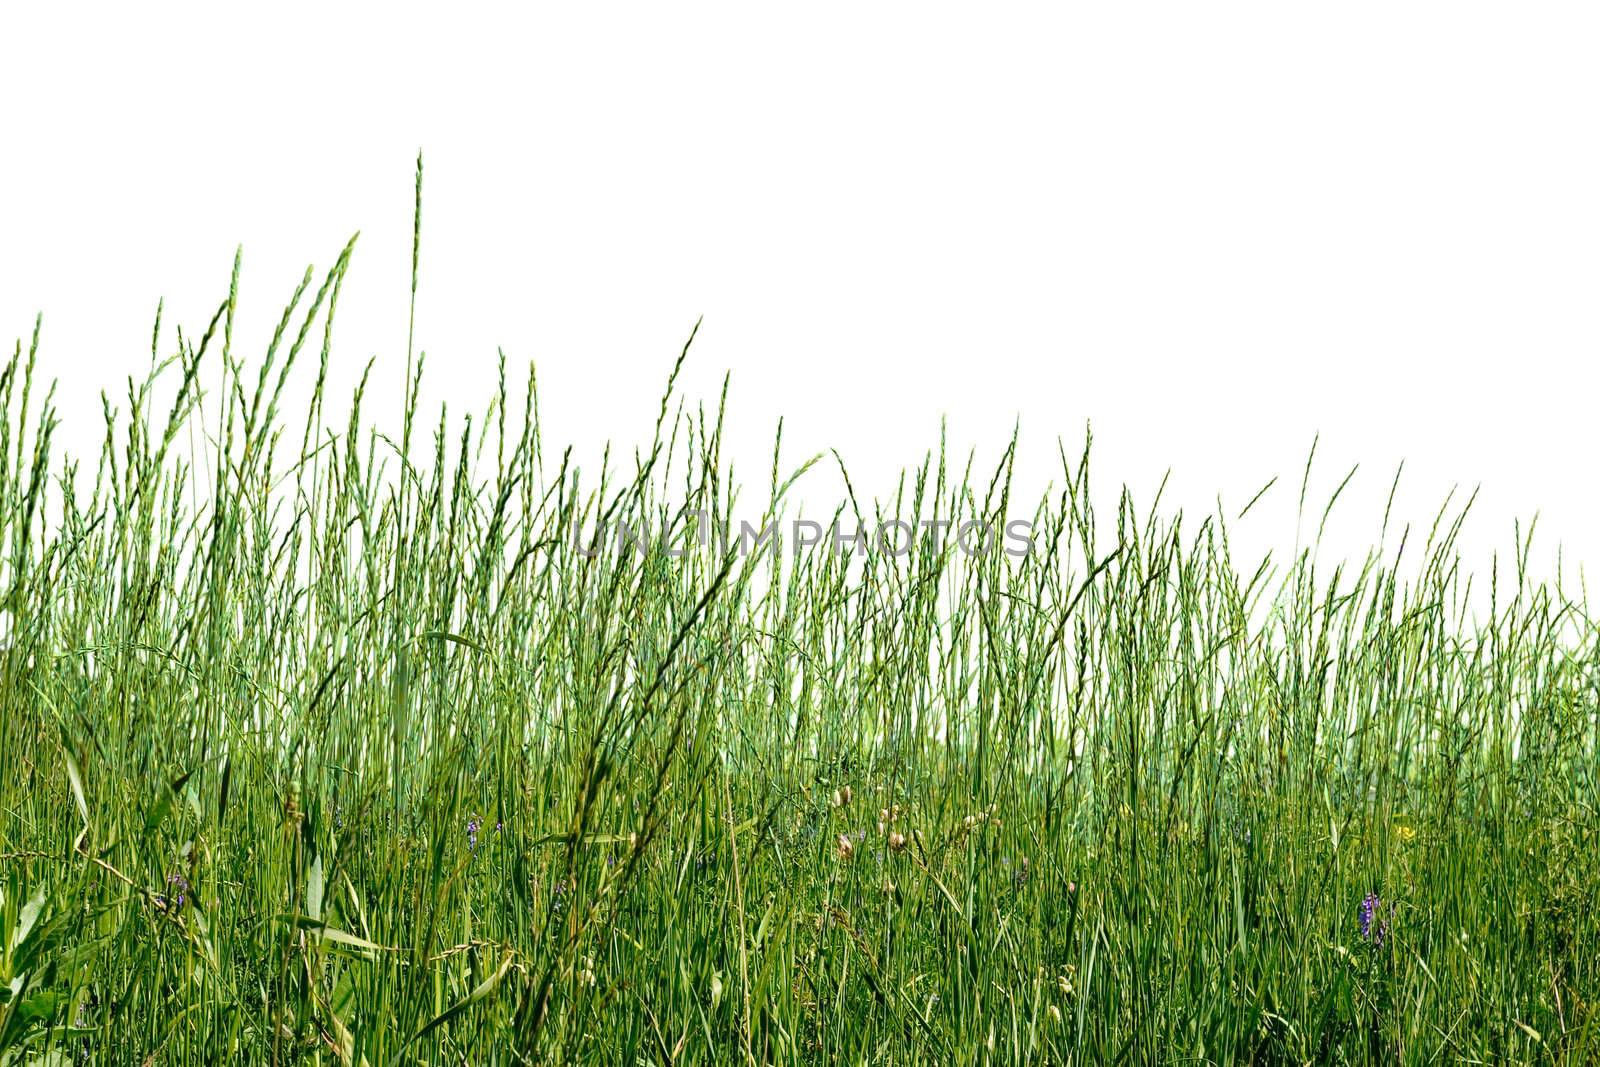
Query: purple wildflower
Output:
[[466, 815, 482, 851], [1358, 892, 1391, 944], [159, 873, 189, 911]]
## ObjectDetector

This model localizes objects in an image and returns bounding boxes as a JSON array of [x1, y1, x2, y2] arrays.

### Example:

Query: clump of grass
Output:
[[1, 175, 1597, 1064]]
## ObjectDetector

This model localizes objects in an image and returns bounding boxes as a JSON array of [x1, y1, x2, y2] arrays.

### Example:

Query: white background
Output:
[[2, 4, 1597, 591]]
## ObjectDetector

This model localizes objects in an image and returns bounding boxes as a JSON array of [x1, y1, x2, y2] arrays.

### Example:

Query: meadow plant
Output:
[[0, 173, 1597, 1063]]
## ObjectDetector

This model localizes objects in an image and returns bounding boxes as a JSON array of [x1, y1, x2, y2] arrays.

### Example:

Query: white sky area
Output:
[[3, 4, 1597, 606]]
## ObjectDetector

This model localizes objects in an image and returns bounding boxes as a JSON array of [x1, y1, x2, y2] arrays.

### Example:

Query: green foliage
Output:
[[0, 178, 1596, 1063]]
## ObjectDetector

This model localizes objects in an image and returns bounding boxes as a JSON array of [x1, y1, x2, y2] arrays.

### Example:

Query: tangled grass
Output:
[[2, 179, 1597, 1063]]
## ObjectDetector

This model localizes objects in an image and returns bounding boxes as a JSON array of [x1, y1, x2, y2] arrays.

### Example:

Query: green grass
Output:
[[2, 178, 1597, 1064]]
